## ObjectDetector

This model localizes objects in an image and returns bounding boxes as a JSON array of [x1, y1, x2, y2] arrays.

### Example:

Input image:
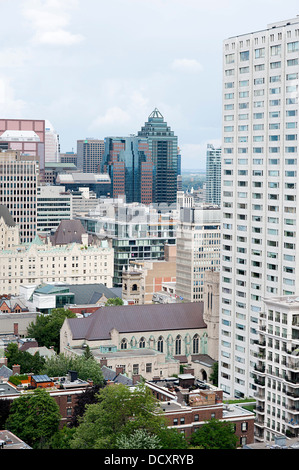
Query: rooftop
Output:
[[66, 301, 205, 341]]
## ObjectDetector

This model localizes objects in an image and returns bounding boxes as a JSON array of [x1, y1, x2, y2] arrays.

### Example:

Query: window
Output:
[[175, 335, 182, 355], [157, 336, 163, 353], [240, 51, 249, 61], [241, 422, 248, 432], [121, 338, 127, 349], [193, 334, 199, 354], [139, 337, 146, 348], [270, 61, 281, 69], [270, 45, 281, 56], [255, 48, 265, 58], [287, 41, 299, 52], [225, 54, 235, 64]]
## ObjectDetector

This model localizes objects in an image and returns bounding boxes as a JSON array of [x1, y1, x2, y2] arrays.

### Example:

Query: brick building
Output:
[[146, 373, 255, 446]]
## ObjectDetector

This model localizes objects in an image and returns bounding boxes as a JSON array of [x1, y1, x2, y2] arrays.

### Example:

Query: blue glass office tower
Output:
[[102, 136, 154, 204], [137, 109, 178, 205]]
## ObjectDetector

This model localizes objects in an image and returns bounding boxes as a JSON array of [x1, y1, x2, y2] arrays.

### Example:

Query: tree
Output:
[[42, 353, 104, 385], [27, 308, 76, 353], [49, 426, 76, 449], [115, 429, 162, 449], [157, 427, 189, 449], [5, 388, 61, 449], [209, 362, 218, 386], [5, 343, 45, 375], [189, 418, 239, 449], [105, 297, 124, 306], [70, 383, 167, 449], [69, 383, 105, 428]]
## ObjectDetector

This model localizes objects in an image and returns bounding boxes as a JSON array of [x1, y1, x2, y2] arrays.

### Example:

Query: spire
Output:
[[148, 108, 163, 120]]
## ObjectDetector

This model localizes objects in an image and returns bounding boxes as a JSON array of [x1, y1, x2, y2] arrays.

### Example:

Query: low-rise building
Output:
[[0, 231, 114, 295], [0, 370, 94, 429], [60, 302, 208, 381], [146, 374, 255, 446]]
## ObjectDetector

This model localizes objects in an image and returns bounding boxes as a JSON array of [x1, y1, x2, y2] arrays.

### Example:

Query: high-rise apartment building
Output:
[[77, 138, 105, 173], [219, 16, 299, 399], [0, 150, 38, 244], [176, 206, 221, 302], [102, 136, 154, 204], [254, 295, 299, 442], [206, 144, 221, 206], [138, 109, 178, 205]]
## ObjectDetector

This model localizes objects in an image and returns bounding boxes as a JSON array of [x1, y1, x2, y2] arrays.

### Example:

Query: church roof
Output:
[[65, 302, 206, 341]]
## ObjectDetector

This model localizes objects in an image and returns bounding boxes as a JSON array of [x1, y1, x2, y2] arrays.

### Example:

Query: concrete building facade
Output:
[[219, 16, 299, 399], [176, 206, 221, 302]]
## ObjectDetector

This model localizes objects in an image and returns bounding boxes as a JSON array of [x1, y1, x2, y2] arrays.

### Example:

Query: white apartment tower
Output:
[[219, 16, 299, 399]]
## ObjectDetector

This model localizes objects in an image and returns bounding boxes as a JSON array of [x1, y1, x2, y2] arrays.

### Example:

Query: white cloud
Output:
[[171, 58, 203, 72], [91, 107, 131, 128], [22, 0, 84, 46], [36, 29, 84, 46], [0, 76, 27, 116]]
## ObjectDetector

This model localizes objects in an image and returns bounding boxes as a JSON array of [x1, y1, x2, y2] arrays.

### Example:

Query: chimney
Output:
[[116, 366, 124, 375], [81, 233, 88, 245], [12, 364, 20, 375], [132, 374, 141, 385], [13, 323, 19, 336], [0, 357, 7, 367], [100, 357, 108, 367]]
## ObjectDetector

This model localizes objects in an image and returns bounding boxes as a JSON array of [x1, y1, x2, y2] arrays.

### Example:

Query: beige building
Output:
[[176, 206, 221, 302], [60, 302, 208, 381], [0, 205, 19, 249], [122, 244, 176, 304], [0, 150, 38, 244], [0, 233, 114, 295]]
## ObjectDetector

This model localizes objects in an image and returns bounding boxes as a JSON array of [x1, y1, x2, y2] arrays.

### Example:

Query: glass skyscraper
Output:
[[138, 109, 178, 205], [102, 136, 154, 204]]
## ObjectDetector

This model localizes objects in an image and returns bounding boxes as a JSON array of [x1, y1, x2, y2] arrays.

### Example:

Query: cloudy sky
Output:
[[1, 0, 299, 169]]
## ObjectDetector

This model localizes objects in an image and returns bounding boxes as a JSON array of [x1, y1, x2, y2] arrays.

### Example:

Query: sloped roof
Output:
[[66, 302, 206, 341], [50, 219, 91, 245], [101, 365, 133, 386], [0, 364, 12, 379], [62, 283, 119, 305], [0, 205, 16, 227]]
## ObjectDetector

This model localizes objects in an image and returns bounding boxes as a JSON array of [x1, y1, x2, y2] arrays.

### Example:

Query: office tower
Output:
[[36, 185, 72, 234], [77, 138, 105, 173], [206, 144, 221, 206], [45, 121, 60, 163], [219, 16, 299, 399], [176, 206, 221, 302], [138, 108, 178, 205], [0, 150, 38, 243], [102, 136, 154, 204], [78, 199, 177, 286], [0, 118, 45, 174], [60, 151, 77, 166]]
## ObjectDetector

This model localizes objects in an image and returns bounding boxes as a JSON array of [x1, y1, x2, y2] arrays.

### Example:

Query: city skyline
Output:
[[1, 1, 299, 169]]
